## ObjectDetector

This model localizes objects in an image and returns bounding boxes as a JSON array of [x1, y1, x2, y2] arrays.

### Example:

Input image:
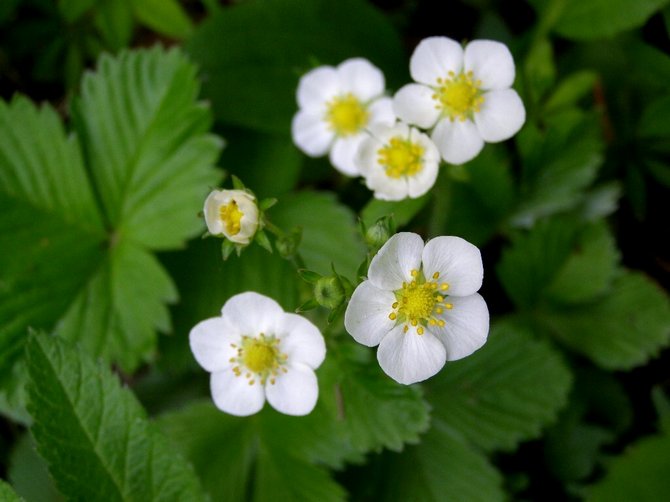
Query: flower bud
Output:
[[204, 189, 259, 245], [314, 276, 346, 309], [365, 216, 395, 251]]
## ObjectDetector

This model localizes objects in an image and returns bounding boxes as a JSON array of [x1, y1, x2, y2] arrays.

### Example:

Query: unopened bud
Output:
[[314, 276, 346, 309]]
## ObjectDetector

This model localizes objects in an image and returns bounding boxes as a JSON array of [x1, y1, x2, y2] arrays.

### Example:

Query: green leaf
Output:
[[132, 0, 193, 39], [545, 71, 598, 113], [271, 191, 366, 279], [382, 423, 504, 502], [523, 38, 556, 105], [8, 434, 61, 502], [539, 271, 670, 370], [638, 94, 670, 138], [186, 0, 405, 133], [75, 47, 222, 249], [25, 333, 207, 501], [361, 194, 431, 228], [158, 402, 346, 502], [0, 479, 24, 502], [58, 0, 97, 23], [586, 432, 670, 502], [426, 320, 573, 452], [94, 0, 135, 51], [553, 0, 670, 40]]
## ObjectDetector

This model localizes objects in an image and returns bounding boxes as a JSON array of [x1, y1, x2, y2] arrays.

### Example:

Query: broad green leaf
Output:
[[133, 0, 193, 39], [426, 320, 572, 452], [545, 71, 598, 113], [586, 433, 670, 501], [540, 271, 670, 370], [94, 0, 134, 51], [158, 402, 346, 502], [0, 480, 23, 502], [638, 94, 670, 138], [523, 38, 556, 105], [75, 47, 222, 250], [159, 239, 300, 373], [512, 113, 603, 227], [382, 423, 504, 502], [8, 434, 61, 502], [555, 0, 670, 40], [361, 194, 431, 228], [58, 0, 97, 22], [25, 333, 207, 501], [186, 0, 405, 133], [271, 191, 366, 279]]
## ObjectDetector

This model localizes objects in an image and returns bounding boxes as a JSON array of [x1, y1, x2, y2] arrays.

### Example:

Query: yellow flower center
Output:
[[219, 200, 244, 236], [432, 71, 484, 121], [388, 270, 453, 335], [377, 136, 425, 179], [325, 93, 369, 136], [229, 334, 288, 386]]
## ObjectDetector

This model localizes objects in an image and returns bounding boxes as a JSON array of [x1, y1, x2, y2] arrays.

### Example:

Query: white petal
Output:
[[393, 84, 441, 129], [475, 89, 526, 142], [291, 110, 334, 157], [367, 97, 396, 127], [431, 118, 484, 165], [365, 171, 409, 201], [463, 40, 515, 90], [410, 36, 463, 86], [344, 280, 397, 347], [210, 369, 265, 416], [203, 191, 224, 235], [330, 134, 367, 176], [431, 294, 489, 361], [368, 232, 424, 290], [407, 129, 440, 198], [422, 236, 483, 296], [297, 66, 340, 110], [221, 292, 284, 335], [377, 325, 447, 384], [337, 58, 385, 102], [274, 313, 326, 369], [355, 134, 383, 177], [189, 317, 239, 372], [265, 363, 319, 416]]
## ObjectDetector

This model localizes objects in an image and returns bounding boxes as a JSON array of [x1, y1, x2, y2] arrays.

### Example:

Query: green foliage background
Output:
[[1, 0, 670, 500]]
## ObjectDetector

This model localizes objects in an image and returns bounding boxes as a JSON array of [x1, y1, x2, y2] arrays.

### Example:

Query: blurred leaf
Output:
[[577, 182, 622, 221], [8, 434, 61, 502], [158, 402, 346, 502], [219, 127, 302, 199], [159, 240, 300, 373], [74, 47, 222, 250], [586, 432, 670, 502], [426, 320, 572, 452], [523, 38, 556, 105], [93, 0, 134, 50], [382, 422, 504, 502], [186, 0, 405, 133], [361, 194, 431, 228], [540, 271, 670, 370], [271, 191, 366, 279], [638, 94, 670, 138], [531, 0, 670, 40], [25, 333, 207, 501], [133, 0, 193, 39], [0, 480, 23, 502], [545, 222, 620, 304], [512, 113, 603, 227], [545, 70, 598, 113], [58, 0, 96, 23]]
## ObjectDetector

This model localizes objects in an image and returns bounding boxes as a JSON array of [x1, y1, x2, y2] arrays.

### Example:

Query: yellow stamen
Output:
[[377, 136, 425, 179], [433, 71, 484, 121], [325, 93, 368, 136], [219, 200, 244, 236]]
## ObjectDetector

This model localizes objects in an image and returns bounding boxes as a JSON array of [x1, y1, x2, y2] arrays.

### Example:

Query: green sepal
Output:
[[221, 239, 236, 260], [295, 298, 320, 313], [327, 302, 346, 324], [260, 197, 278, 211], [255, 229, 273, 253], [298, 269, 323, 284], [276, 226, 303, 259], [231, 175, 246, 190]]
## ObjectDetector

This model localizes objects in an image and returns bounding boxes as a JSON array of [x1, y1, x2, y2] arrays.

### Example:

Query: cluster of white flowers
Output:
[[291, 36, 525, 200]]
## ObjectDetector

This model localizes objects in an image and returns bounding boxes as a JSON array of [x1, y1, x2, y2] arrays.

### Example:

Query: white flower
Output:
[[291, 58, 396, 176], [356, 122, 440, 201], [393, 37, 525, 165], [190, 292, 326, 416], [344, 232, 489, 384], [204, 189, 259, 245]]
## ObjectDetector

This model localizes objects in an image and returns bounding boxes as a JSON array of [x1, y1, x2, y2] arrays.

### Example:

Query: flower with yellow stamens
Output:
[[344, 232, 489, 385], [204, 189, 259, 245]]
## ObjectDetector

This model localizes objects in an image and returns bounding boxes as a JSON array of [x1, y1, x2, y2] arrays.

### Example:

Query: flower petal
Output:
[[431, 118, 484, 165], [344, 280, 397, 347], [221, 292, 284, 335], [330, 134, 367, 176], [265, 363, 319, 416], [463, 40, 515, 90], [410, 36, 463, 86], [393, 84, 441, 129], [365, 171, 409, 201], [431, 294, 489, 361], [377, 325, 447, 384], [355, 133, 383, 177], [422, 236, 483, 296], [368, 232, 424, 290], [407, 129, 440, 198], [189, 317, 239, 372], [291, 110, 334, 157], [210, 369, 265, 416], [367, 96, 396, 127], [475, 89, 526, 142], [275, 313, 326, 368], [337, 58, 385, 102], [203, 191, 224, 235], [297, 66, 340, 110]]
